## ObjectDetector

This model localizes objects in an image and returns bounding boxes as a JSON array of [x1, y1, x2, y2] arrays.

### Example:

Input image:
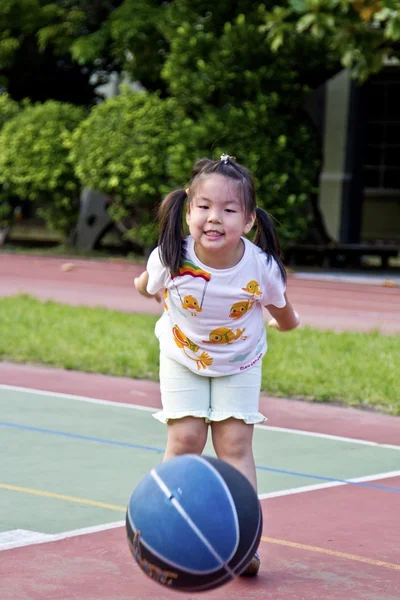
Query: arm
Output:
[[266, 293, 299, 332], [134, 270, 162, 303]]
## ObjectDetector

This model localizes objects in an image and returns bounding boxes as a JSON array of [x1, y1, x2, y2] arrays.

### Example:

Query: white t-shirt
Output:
[[146, 236, 286, 377]]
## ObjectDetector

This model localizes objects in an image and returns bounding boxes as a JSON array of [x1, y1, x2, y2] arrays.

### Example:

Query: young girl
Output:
[[134, 154, 299, 577]]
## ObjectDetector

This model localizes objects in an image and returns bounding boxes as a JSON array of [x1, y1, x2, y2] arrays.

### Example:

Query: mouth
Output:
[[204, 230, 224, 238]]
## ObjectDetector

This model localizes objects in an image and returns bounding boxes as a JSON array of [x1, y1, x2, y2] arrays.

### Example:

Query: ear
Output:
[[243, 212, 256, 235], [185, 206, 191, 227]]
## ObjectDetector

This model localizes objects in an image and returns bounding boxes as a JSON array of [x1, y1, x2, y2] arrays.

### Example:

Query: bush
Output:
[[168, 102, 319, 245], [0, 94, 20, 131], [160, 7, 322, 245], [68, 89, 180, 250], [0, 100, 85, 235], [0, 94, 21, 227]]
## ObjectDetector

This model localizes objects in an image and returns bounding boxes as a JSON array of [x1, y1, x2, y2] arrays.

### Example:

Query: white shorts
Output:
[[154, 354, 266, 425]]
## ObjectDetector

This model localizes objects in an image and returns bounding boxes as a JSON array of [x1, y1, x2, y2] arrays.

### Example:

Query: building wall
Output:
[[318, 70, 352, 242], [318, 67, 400, 244]]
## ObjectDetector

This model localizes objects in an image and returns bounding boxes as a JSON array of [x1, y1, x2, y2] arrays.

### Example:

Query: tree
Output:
[[68, 89, 179, 249], [0, 100, 85, 235], [0, 0, 118, 104], [264, 0, 400, 82], [0, 94, 21, 228], [3, 1, 399, 245]]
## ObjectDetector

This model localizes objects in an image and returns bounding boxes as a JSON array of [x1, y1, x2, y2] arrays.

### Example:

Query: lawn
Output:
[[1, 295, 399, 415]]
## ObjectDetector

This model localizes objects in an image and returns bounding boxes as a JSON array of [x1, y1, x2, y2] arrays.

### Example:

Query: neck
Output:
[[193, 239, 245, 269]]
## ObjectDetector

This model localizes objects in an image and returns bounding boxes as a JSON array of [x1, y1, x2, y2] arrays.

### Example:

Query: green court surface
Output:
[[1, 386, 399, 537]]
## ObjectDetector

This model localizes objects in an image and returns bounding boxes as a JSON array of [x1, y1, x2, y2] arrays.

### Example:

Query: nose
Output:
[[207, 208, 222, 223]]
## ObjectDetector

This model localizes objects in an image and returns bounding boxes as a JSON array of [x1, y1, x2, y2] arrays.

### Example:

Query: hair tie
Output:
[[220, 153, 235, 164]]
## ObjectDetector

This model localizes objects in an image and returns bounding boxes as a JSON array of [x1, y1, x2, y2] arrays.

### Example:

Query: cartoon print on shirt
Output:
[[230, 327, 265, 363], [229, 351, 252, 363], [182, 295, 202, 317], [163, 289, 169, 312], [203, 327, 247, 345], [242, 280, 262, 297], [172, 324, 213, 370], [229, 299, 255, 320], [171, 260, 211, 313]]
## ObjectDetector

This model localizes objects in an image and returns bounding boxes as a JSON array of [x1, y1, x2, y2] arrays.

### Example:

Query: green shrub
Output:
[[0, 100, 85, 235], [68, 89, 180, 250], [167, 102, 318, 245], [161, 7, 321, 245], [0, 94, 21, 227], [0, 94, 20, 131]]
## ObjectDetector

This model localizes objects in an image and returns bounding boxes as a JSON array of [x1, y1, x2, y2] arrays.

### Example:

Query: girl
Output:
[[134, 154, 299, 576]]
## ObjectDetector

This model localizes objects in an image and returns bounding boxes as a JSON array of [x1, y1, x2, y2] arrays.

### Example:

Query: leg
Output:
[[156, 353, 211, 461], [164, 416, 208, 462], [211, 418, 257, 490], [209, 361, 263, 490]]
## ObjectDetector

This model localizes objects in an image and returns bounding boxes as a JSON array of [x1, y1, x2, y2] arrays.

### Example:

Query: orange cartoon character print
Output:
[[172, 325, 213, 370], [182, 295, 202, 317], [203, 327, 247, 345], [163, 289, 169, 311], [229, 299, 255, 320], [242, 280, 262, 297], [171, 261, 211, 315]]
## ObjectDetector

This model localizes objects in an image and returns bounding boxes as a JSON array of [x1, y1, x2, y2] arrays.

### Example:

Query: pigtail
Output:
[[157, 189, 187, 275], [254, 207, 287, 283]]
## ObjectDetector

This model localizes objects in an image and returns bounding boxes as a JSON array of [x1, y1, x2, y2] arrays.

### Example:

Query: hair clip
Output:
[[220, 153, 230, 164], [220, 153, 235, 164]]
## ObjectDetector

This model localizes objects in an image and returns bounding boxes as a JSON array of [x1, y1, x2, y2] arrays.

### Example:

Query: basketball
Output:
[[125, 454, 262, 592]]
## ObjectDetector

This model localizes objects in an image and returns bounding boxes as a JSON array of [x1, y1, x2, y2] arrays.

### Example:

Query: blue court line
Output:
[[0, 421, 164, 454], [1, 420, 400, 493]]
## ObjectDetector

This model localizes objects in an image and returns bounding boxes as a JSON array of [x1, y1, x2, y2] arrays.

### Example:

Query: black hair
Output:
[[157, 156, 286, 282]]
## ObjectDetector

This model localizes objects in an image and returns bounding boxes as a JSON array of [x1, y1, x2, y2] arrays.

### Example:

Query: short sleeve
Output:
[[260, 257, 286, 308], [146, 247, 170, 294]]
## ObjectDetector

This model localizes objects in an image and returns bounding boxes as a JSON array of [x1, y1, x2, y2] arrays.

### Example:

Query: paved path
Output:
[[1, 253, 399, 333]]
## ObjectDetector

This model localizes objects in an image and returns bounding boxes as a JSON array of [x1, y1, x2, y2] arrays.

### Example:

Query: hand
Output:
[[268, 311, 299, 331], [134, 274, 162, 303], [268, 317, 280, 330]]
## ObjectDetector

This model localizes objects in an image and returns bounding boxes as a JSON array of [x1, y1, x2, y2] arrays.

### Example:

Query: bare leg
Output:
[[211, 418, 257, 491], [163, 416, 209, 462]]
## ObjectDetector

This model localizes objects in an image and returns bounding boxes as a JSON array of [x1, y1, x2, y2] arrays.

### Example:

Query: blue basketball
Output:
[[125, 455, 262, 591]]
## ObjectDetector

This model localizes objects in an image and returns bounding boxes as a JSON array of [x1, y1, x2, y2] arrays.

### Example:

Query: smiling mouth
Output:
[[204, 231, 224, 238]]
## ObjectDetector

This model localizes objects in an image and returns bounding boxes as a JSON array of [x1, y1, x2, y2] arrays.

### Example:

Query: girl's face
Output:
[[186, 173, 255, 268]]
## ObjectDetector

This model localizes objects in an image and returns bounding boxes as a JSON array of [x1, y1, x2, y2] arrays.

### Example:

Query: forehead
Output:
[[193, 174, 241, 203]]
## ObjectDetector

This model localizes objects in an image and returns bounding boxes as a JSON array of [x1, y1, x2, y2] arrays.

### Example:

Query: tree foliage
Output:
[[0, 93, 19, 130], [264, 0, 400, 82], [68, 89, 179, 248], [0, 0, 111, 104], [2, 1, 399, 245], [0, 94, 21, 226], [0, 101, 85, 234]]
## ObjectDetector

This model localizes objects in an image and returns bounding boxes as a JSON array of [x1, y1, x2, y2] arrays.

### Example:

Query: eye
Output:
[[198, 205, 209, 209], [225, 209, 236, 213]]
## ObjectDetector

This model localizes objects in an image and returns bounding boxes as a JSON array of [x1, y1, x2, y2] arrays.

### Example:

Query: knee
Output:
[[167, 423, 206, 457], [216, 434, 251, 462]]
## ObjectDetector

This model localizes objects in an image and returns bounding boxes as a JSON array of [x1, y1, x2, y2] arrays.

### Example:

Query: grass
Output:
[[1, 295, 399, 416]]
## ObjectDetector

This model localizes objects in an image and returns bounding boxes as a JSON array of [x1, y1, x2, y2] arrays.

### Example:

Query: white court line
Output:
[[0, 521, 124, 552], [1, 384, 399, 450], [2, 469, 400, 553], [0, 384, 154, 412], [258, 469, 400, 500], [256, 423, 400, 451]]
